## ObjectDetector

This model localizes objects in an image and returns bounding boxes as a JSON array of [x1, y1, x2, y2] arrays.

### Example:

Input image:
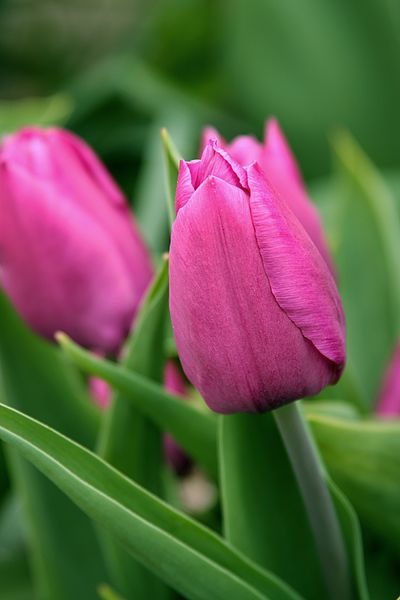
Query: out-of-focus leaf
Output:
[[58, 334, 218, 478], [0, 292, 107, 600], [0, 403, 301, 600], [309, 413, 400, 558], [134, 112, 195, 252], [312, 134, 400, 409], [219, 413, 325, 599], [0, 95, 73, 135], [97, 584, 126, 600], [96, 259, 170, 599], [328, 479, 369, 600], [223, 1, 400, 178], [0, 494, 32, 600]]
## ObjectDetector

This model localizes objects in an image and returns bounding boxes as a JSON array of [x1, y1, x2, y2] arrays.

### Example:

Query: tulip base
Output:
[[273, 401, 351, 600]]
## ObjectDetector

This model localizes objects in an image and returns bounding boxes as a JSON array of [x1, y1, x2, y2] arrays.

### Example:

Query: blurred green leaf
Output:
[[96, 259, 170, 599], [134, 112, 196, 253], [310, 413, 400, 557], [0, 494, 33, 600], [58, 334, 218, 478], [0, 403, 301, 600], [219, 413, 326, 599], [312, 134, 400, 409], [0, 292, 107, 600], [222, 0, 400, 178], [0, 95, 73, 135]]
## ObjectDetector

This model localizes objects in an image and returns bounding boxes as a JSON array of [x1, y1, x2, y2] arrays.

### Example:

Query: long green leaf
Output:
[[309, 413, 400, 554], [57, 336, 370, 598], [57, 334, 218, 478], [315, 134, 400, 408], [0, 403, 301, 600], [0, 292, 107, 600], [96, 258, 169, 598]]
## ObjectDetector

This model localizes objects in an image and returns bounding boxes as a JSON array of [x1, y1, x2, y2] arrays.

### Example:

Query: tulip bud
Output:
[[0, 127, 152, 354], [201, 119, 333, 270], [376, 344, 400, 418], [163, 361, 191, 476], [169, 141, 345, 413]]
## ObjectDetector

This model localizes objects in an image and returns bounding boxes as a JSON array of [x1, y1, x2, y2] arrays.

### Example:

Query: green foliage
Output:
[[0, 403, 300, 600]]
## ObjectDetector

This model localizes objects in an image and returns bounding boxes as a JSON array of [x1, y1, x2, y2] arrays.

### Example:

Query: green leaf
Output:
[[57, 339, 370, 599], [0, 293, 107, 600], [312, 134, 400, 409], [309, 413, 400, 555], [96, 258, 170, 598], [134, 112, 196, 253], [57, 334, 218, 478], [0, 494, 33, 600], [222, 1, 400, 178], [328, 480, 369, 600], [0, 94, 73, 135], [161, 127, 181, 228], [219, 413, 325, 599], [0, 403, 301, 600]]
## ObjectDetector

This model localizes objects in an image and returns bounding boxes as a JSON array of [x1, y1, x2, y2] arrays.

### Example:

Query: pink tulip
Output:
[[0, 127, 152, 353], [163, 361, 191, 475], [169, 141, 345, 413], [201, 119, 333, 270], [376, 344, 400, 418]]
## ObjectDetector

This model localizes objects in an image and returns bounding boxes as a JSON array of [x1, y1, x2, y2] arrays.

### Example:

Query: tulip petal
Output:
[[247, 163, 345, 371], [191, 142, 248, 191], [264, 119, 303, 185], [0, 163, 139, 352], [376, 344, 400, 418], [170, 174, 336, 413], [228, 135, 263, 166], [176, 161, 196, 213], [200, 126, 225, 154], [262, 121, 334, 271]]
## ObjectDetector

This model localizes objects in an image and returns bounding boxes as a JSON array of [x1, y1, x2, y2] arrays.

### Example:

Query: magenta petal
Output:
[[192, 142, 247, 190], [176, 161, 196, 213], [376, 344, 400, 418], [263, 119, 303, 185], [262, 121, 334, 271], [200, 126, 226, 155], [0, 163, 140, 353], [170, 175, 336, 413], [247, 163, 345, 372], [228, 135, 263, 166]]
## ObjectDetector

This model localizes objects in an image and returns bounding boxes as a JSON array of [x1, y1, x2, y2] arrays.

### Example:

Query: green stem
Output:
[[274, 401, 352, 600]]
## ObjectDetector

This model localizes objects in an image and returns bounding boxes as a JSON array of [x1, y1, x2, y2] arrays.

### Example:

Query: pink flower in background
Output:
[[376, 344, 400, 418], [0, 127, 153, 354], [89, 376, 112, 410], [201, 118, 333, 270], [163, 361, 191, 476], [169, 141, 345, 413]]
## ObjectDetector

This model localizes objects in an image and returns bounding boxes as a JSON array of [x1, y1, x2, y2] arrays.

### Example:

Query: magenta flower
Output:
[[163, 361, 191, 476], [376, 344, 400, 418], [0, 127, 152, 354], [169, 141, 345, 413], [201, 119, 333, 270]]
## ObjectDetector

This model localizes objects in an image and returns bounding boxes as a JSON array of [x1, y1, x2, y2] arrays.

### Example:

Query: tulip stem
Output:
[[273, 401, 351, 600]]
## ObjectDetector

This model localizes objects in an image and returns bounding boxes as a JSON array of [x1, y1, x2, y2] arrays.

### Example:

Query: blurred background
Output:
[[1, 0, 399, 200], [1, 2, 400, 597]]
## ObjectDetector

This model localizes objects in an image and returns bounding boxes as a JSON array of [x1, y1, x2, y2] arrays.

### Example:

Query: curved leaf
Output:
[[0, 403, 301, 600]]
